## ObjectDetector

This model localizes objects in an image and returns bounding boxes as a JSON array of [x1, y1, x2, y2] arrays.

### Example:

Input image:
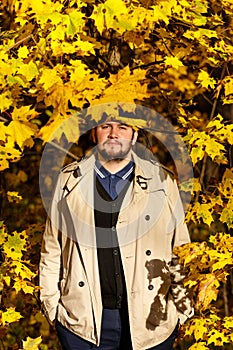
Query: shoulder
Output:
[[148, 158, 175, 178], [60, 157, 85, 178], [61, 154, 92, 172], [61, 161, 80, 173], [60, 153, 94, 179]]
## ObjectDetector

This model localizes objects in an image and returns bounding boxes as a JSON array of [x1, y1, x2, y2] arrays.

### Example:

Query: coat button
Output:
[[78, 281, 85, 287], [148, 284, 154, 290], [146, 250, 151, 256], [145, 215, 150, 221]]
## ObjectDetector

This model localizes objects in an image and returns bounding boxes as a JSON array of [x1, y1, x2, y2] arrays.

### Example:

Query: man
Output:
[[39, 113, 193, 350]]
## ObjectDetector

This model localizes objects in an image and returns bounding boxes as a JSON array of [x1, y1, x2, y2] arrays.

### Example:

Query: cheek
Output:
[[96, 131, 108, 144]]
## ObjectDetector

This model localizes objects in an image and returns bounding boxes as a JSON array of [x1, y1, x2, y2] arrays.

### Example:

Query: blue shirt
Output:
[[94, 160, 134, 200]]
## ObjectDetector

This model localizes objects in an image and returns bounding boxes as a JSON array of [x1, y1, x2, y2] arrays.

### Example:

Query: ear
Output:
[[91, 128, 97, 143], [132, 130, 138, 145]]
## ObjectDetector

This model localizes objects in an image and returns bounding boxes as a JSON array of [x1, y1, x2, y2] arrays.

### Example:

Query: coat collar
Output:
[[62, 151, 167, 195]]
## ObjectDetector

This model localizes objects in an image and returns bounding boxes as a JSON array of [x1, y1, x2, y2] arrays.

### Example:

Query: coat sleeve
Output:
[[39, 176, 63, 324], [165, 174, 194, 324]]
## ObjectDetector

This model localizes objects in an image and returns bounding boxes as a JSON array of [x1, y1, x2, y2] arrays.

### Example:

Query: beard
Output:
[[97, 141, 133, 161]]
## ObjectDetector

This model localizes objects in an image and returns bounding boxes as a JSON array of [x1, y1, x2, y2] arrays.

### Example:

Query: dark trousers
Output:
[[56, 309, 178, 350]]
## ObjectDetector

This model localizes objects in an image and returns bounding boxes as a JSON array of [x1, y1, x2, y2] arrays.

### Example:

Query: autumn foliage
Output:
[[0, 0, 233, 348]]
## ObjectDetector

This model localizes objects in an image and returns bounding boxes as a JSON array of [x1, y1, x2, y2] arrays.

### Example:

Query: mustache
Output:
[[103, 140, 122, 146]]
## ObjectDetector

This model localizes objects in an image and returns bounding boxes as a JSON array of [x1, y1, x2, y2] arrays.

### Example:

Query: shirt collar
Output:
[[94, 159, 134, 180]]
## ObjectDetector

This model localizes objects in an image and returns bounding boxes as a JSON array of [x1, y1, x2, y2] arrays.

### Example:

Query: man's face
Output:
[[93, 121, 138, 161]]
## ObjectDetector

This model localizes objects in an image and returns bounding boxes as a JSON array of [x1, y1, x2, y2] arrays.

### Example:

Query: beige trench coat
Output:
[[39, 152, 193, 350]]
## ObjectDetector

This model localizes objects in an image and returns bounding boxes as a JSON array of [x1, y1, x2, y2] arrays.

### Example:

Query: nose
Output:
[[108, 125, 118, 139]]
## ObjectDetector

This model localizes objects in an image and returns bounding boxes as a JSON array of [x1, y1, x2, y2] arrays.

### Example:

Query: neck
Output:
[[97, 153, 132, 174]]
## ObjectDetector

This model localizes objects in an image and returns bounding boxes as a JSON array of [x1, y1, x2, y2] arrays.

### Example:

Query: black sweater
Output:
[[94, 176, 133, 309]]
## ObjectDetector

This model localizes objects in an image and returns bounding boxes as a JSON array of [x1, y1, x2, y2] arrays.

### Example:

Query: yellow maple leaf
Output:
[[185, 130, 226, 164], [7, 191, 23, 203], [90, 0, 128, 33], [188, 342, 209, 349], [38, 68, 62, 90], [3, 230, 27, 260], [218, 168, 233, 198], [189, 140, 206, 165], [13, 278, 35, 294], [70, 60, 91, 82], [86, 102, 146, 129], [28, 0, 63, 16], [0, 158, 10, 171], [224, 316, 233, 329], [198, 203, 214, 226], [188, 202, 214, 226], [211, 254, 232, 271], [11, 105, 39, 122], [205, 137, 226, 162], [223, 97, 233, 105], [71, 74, 107, 107], [38, 113, 79, 144], [225, 124, 233, 144], [220, 199, 233, 229], [193, 319, 208, 341], [0, 222, 7, 245], [49, 24, 65, 43], [197, 274, 220, 310], [179, 178, 201, 194], [152, 0, 175, 25], [0, 121, 8, 141], [93, 67, 149, 105], [43, 82, 72, 115], [51, 41, 79, 56], [0, 143, 22, 170], [65, 9, 86, 36], [224, 76, 233, 96], [22, 336, 42, 350], [7, 121, 37, 149], [75, 38, 96, 55], [1, 307, 23, 325], [206, 114, 223, 130], [0, 93, 12, 112], [197, 70, 216, 89], [0, 55, 14, 78], [11, 260, 36, 280], [17, 61, 39, 82], [3, 276, 11, 286], [18, 46, 29, 59], [164, 55, 184, 69], [207, 329, 229, 346]]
